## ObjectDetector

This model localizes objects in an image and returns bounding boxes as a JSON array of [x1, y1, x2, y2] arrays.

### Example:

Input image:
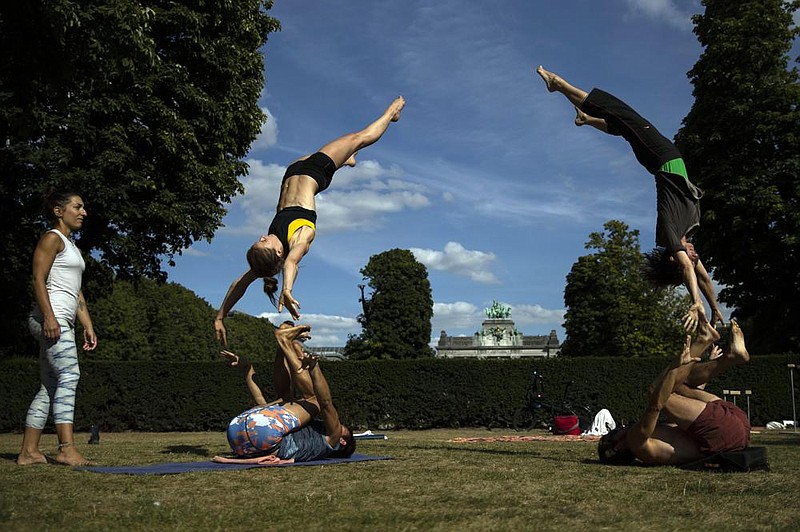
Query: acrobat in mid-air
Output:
[[214, 96, 405, 345], [537, 66, 723, 332]]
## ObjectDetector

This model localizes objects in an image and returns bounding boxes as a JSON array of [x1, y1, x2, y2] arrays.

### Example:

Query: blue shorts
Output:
[[226, 404, 301, 457]]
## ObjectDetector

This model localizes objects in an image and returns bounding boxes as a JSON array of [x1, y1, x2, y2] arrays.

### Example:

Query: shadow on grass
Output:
[[160, 445, 209, 456], [1, 452, 20, 462], [405, 443, 593, 465]]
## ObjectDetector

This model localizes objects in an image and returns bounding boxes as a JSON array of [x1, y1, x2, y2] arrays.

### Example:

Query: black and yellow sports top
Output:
[[268, 206, 317, 255]]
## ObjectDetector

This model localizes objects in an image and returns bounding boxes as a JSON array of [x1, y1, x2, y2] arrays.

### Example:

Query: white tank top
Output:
[[35, 229, 86, 326]]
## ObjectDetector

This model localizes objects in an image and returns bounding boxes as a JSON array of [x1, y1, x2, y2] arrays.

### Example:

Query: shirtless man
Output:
[[598, 319, 750, 466], [214, 322, 355, 464]]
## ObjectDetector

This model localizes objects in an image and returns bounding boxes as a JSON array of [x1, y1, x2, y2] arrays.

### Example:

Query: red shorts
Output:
[[686, 400, 750, 455]]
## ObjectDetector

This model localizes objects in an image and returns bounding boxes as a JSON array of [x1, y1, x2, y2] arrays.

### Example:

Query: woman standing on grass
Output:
[[214, 96, 405, 344], [17, 188, 97, 466]]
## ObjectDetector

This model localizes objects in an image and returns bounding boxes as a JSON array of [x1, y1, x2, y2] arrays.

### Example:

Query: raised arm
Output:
[[220, 350, 268, 406], [695, 259, 724, 326], [675, 250, 707, 332], [214, 269, 259, 345], [628, 336, 699, 453], [277, 240, 311, 321]]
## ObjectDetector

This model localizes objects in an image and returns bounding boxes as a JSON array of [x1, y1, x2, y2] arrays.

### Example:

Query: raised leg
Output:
[[536, 66, 590, 107], [575, 107, 608, 132], [649, 321, 719, 394], [684, 319, 748, 388], [274, 325, 318, 404], [318, 96, 405, 168]]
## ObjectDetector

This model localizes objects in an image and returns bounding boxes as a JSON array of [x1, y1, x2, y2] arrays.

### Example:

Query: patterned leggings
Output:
[[25, 316, 81, 429]]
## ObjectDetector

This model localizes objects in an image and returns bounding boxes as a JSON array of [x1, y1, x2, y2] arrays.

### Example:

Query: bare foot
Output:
[[388, 96, 405, 122], [697, 319, 722, 344], [16, 451, 48, 466], [536, 65, 560, 92], [54, 444, 93, 466], [575, 107, 589, 126], [726, 319, 750, 363]]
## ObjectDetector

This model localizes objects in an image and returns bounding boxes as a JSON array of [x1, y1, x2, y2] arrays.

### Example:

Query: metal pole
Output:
[[789, 364, 797, 432], [745, 390, 752, 425]]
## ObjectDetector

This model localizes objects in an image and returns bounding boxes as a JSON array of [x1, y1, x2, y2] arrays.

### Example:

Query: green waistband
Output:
[[659, 158, 688, 179]]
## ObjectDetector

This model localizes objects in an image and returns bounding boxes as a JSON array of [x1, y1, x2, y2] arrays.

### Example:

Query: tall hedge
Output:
[[1, 355, 797, 433]]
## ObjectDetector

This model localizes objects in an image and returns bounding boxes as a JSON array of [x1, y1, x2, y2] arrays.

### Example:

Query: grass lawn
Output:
[[1, 429, 799, 531]]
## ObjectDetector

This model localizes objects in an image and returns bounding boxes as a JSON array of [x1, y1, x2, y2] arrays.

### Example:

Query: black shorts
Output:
[[581, 88, 681, 175], [282, 152, 337, 194]]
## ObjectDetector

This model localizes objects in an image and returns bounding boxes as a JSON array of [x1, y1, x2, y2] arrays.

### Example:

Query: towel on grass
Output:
[[449, 434, 600, 443], [75, 453, 391, 475], [354, 430, 388, 440]]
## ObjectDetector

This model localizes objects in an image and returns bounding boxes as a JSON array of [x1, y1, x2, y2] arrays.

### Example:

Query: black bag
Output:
[[681, 446, 769, 472]]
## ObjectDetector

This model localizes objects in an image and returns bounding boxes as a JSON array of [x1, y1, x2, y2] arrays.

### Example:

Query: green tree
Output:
[[347, 249, 434, 360], [561, 220, 687, 357], [674, 0, 800, 354], [83, 278, 276, 363], [0, 1, 279, 356]]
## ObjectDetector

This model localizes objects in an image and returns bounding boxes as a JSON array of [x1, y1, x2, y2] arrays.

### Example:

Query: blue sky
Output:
[[166, 0, 799, 348]]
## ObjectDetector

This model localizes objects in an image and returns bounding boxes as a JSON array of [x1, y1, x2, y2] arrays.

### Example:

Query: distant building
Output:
[[304, 346, 347, 361], [436, 300, 560, 359]]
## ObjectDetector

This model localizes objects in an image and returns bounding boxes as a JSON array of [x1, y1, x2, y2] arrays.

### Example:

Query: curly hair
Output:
[[246, 245, 282, 307], [642, 246, 683, 288]]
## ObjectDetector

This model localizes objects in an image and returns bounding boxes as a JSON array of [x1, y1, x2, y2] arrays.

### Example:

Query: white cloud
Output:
[[318, 179, 431, 232], [411, 242, 499, 284], [229, 159, 286, 234], [251, 107, 278, 152], [232, 157, 431, 235], [181, 246, 207, 257], [508, 304, 565, 327], [622, 0, 694, 31], [256, 312, 360, 347], [432, 301, 482, 333], [431, 300, 565, 337]]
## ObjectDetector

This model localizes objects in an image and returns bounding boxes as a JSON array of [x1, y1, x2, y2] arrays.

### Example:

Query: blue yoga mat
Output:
[[76, 453, 391, 475]]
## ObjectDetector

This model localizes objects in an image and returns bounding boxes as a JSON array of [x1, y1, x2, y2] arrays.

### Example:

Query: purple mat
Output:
[[75, 453, 391, 475]]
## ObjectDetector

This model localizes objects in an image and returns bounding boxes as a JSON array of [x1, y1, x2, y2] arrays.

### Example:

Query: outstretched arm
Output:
[[215, 269, 259, 345], [278, 238, 312, 321], [675, 250, 707, 332], [695, 260, 724, 326]]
